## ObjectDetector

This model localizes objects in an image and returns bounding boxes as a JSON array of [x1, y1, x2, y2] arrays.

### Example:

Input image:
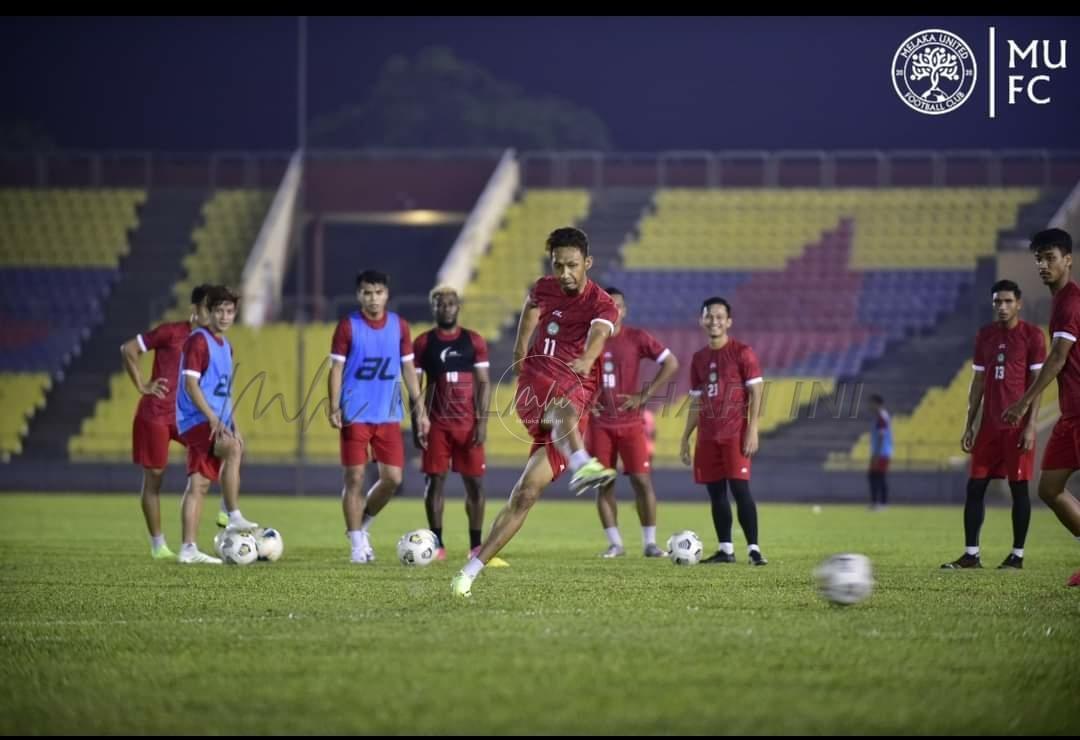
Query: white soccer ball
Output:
[[215, 525, 256, 558], [213, 529, 228, 558], [666, 530, 704, 566], [255, 527, 284, 562], [397, 529, 438, 567], [815, 553, 875, 605], [221, 531, 259, 565]]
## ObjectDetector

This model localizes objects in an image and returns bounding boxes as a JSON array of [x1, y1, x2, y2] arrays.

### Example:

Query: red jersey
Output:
[[1050, 281, 1080, 419], [973, 320, 1046, 430], [521, 276, 618, 399], [593, 325, 669, 428], [134, 321, 192, 421], [689, 339, 763, 442]]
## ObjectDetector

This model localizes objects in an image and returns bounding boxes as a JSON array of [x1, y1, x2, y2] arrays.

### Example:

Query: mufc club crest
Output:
[[603, 361, 615, 373], [547, 322, 560, 336], [997, 353, 1005, 362], [891, 28, 976, 116], [709, 372, 718, 383]]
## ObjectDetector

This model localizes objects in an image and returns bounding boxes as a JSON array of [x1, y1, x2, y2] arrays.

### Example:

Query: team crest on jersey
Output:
[[547, 322, 560, 336], [997, 353, 1005, 362], [709, 372, 718, 382], [603, 361, 615, 372]]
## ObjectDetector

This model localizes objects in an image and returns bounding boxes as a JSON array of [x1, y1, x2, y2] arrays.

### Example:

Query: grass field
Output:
[[1, 493, 1078, 735]]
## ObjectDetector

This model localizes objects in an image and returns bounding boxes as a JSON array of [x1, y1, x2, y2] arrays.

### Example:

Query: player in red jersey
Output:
[[451, 227, 619, 597], [680, 297, 767, 566], [120, 284, 212, 559], [413, 285, 505, 566], [1003, 229, 1080, 587], [942, 280, 1045, 570], [587, 287, 679, 559]]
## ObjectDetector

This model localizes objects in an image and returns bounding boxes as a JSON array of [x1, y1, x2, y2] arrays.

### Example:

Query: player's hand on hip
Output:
[[618, 392, 647, 411], [141, 377, 169, 399]]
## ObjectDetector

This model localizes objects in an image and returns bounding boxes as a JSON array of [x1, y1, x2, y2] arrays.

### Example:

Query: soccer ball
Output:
[[666, 530, 704, 566], [397, 529, 438, 567], [814, 553, 874, 605], [255, 527, 284, 562], [215, 525, 255, 559], [221, 531, 259, 565], [213, 529, 228, 558]]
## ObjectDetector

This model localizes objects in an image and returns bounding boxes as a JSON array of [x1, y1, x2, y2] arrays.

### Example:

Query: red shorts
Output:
[[587, 423, 651, 475], [694, 436, 751, 484], [132, 413, 183, 469], [969, 425, 1034, 481], [515, 375, 592, 480], [340, 422, 405, 468], [869, 456, 891, 474], [179, 422, 223, 482], [422, 421, 485, 478], [1042, 416, 1080, 471]]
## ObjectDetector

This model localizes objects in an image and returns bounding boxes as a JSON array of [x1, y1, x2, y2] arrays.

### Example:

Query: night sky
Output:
[[3, 16, 1078, 152]]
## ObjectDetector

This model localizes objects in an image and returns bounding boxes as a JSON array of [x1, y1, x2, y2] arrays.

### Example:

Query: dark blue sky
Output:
[[3, 16, 1078, 152]]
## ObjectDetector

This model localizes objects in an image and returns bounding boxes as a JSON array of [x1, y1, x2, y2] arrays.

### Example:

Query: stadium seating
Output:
[[0, 188, 143, 267], [166, 190, 272, 320], [0, 188, 144, 457], [464, 189, 590, 340], [621, 187, 1038, 270], [0, 373, 51, 460]]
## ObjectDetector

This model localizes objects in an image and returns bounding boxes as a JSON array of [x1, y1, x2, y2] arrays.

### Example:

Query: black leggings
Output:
[[706, 480, 759, 546]]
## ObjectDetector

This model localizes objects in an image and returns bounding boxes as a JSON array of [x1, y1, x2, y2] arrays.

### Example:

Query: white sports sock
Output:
[[569, 449, 592, 472], [719, 542, 734, 555], [228, 510, 252, 526], [150, 534, 166, 550], [462, 557, 485, 578], [1012, 548, 1024, 558], [180, 542, 197, 555], [748, 544, 761, 554], [605, 527, 623, 547], [360, 514, 375, 533], [348, 530, 365, 549], [220, 500, 228, 514], [642, 526, 656, 546], [965, 546, 980, 556]]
